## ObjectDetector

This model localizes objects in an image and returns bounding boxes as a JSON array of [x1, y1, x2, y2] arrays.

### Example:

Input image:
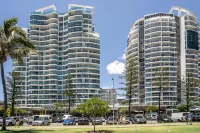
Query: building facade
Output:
[[13, 4, 100, 107], [126, 6, 199, 106], [100, 89, 117, 105]]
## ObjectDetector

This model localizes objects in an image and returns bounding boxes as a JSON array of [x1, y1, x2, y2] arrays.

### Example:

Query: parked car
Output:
[[17, 116, 24, 125], [92, 118, 102, 125], [106, 117, 118, 124], [28, 117, 34, 125], [72, 117, 78, 124], [32, 117, 50, 126], [77, 118, 89, 125], [63, 119, 75, 125], [55, 117, 63, 123], [62, 115, 72, 120], [157, 115, 172, 123], [132, 115, 146, 124], [6, 117, 17, 126], [0, 117, 3, 126], [171, 112, 189, 122], [101, 117, 106, 122], [192, 114, 200, 122], [146, 114, 157, 120]]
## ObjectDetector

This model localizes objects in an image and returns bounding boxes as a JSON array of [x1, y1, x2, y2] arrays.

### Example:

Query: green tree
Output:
[[120, 107, 128, 115], [152, 67, 169, 117], [0, 17, 36, 130], [145, 106, 158, 113], [184, 72, 199, 112], [78, 97, 110, 132], [119, 57, 139, 117], [6, 72, 22, 116], [53, 102, 64, 116], [177, 104, 187, 112], [63, 73, 76, 114], [70, 108, 82, 117]]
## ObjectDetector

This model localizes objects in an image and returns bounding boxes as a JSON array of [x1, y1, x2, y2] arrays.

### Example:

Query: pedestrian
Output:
[[15, 118, 20, 128], [120, 115, 123, 124], [188, 112, 193, 125], [185, 113, 188, 124]]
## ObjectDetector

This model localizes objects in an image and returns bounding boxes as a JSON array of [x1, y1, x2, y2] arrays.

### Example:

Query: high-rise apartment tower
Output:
[[126, 6, 199, 106], [13, 4, 100, 107]]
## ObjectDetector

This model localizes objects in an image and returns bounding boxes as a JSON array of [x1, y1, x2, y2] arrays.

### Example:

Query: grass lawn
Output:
[[2, 124, 200, 133]]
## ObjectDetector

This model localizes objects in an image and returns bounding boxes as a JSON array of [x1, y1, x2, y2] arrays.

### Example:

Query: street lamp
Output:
[[112, 78, 115, 125]]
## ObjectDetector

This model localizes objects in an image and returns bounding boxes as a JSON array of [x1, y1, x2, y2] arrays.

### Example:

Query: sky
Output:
[[1, 0, 200, 100]]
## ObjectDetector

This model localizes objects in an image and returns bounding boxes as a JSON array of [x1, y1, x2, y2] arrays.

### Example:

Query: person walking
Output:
[[15, 118, 20, 128], [188, 112, 193, 125], [185, 113, 188, 124]]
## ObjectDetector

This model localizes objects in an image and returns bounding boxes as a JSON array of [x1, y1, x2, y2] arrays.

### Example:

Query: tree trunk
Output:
[[158, 86, 161, 120], [1, 62, 7, 130], [186, 76, 190, 112], [68, 98, 70, 114], [94, 117, 96, 132], [11, 78, 15, 116], [128, 71, 133, 117]]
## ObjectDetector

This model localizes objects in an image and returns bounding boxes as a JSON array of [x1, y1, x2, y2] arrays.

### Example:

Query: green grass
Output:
[[2, 125, 200, 133]]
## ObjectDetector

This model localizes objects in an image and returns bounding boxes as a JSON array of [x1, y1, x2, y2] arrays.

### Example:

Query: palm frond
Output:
[[9, 26, 26, 38], [4, 17, 18, 37]]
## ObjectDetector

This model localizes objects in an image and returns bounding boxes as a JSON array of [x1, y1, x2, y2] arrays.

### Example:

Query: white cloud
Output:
[[101, 85, 113, 89], [118, 54, 126, 60], [106, 60, 125, 74]]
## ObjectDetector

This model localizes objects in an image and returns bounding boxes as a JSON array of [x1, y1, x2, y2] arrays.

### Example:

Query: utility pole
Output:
[[112, 78, 115, 125]]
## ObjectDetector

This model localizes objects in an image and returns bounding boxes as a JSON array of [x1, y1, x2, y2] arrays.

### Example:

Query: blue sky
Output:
[[1, 0, 200, 100]]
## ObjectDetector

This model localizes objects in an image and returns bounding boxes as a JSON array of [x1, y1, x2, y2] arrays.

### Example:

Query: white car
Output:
[[6, 117, 17, 126], [0, 117, 2, 126], [171, 112, 189, 122], [62, 115, 72, 120], [32, 117, 50, 126], [101, 117, 106, 122]]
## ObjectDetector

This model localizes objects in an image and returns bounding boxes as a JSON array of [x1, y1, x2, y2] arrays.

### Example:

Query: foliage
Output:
[[6, 108, 27, 116], [119, 57, 138, 117], [70, 108, 82, 116], [6, 71, 22, 116], [119, 107, 128, 115], [120, 100, 128, 105], [0, 17, 36, 130], [152, 67, 169, 116], [145, 106, 158, 113], [63, 73, 76, 114], [177, 104, 187, 112], [184, 72, 200, 112], [78, 97, 110, 132], [53, 102, 65, 116]]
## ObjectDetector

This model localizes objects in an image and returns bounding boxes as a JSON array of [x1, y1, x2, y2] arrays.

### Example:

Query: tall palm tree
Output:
[[0, 17, 36, 130]]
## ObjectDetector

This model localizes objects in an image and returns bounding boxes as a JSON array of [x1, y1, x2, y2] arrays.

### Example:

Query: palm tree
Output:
[[0, 17, 36, 130]]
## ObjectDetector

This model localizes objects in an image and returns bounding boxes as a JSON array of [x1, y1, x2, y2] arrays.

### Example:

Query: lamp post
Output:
[[112, 78, 115, 125]]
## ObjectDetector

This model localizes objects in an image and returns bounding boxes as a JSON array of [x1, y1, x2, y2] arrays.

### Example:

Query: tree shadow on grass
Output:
[[87, 130, 114, 133], [3, 130, 55, 133]]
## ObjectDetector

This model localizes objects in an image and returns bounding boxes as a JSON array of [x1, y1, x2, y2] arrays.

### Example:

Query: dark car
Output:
[[78, 118, 89, 125], [132, 115, 146, 124], [55, 117, 63, 123], [106, 117, 118, 124], [63, 119, 75, 125], [157, 115, 172, 123], [192, 114, 200, 122], [72, 117, 78, 124]]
